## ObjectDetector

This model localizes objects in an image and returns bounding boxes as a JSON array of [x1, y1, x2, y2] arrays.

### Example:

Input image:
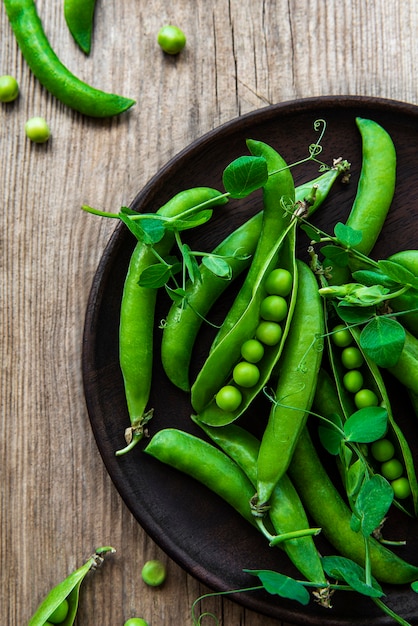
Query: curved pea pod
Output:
[[192, 222, 298, 425], [117, 188, 228, 455], [161, 164, 350, 393], [346, 117, 396, 260], [387, 249, 418, 338], [64, 0, 96, 54], [192, 418, 327, 586], [289, 428, 418, 585], [325, 319, 418, 515], [28, 547, 115, 626], [386, 328, 418, 395], [144, 428, 256, 526], [254, 260, 324, 510]]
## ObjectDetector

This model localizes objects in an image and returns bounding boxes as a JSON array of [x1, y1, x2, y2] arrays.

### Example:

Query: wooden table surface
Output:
[[2, 1, 418, 624]]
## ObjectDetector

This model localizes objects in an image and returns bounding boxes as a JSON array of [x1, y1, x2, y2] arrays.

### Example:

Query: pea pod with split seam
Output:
[[64, 0, 97, 54], [192, 417, 327, 587], [144, 428, 257, 527], [162, 163, 350, 392], [254, 260, 324, 512], [288, 427, 418, 584], [346, 117, 396, 262], [117, 188, 228, 456], [4, 0, 135, 117]]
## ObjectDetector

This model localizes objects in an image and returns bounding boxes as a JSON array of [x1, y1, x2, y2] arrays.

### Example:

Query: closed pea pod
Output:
[[117, 188, 228, 455], [387, 249, 418, 338], [4, 0, 135, 117], [64, 0, 97, 54], [254, 260, 324, 511]]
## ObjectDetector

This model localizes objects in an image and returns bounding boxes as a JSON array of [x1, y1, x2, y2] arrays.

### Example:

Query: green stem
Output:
[[372, 598, 412, 626], [81, 204, 119, 218]]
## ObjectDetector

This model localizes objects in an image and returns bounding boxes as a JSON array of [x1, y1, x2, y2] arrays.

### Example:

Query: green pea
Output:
[[48, 598, 69, 623], [255, 320, 282, 346], [260, 295, 288, 322], [157, 25, 186, 54], [25, 116, 50, 143], [240, 338, 264, 363], [331, 324, 353, 348], [141, 559, 167, 587], [341, 346, 364, 369], [232, 361, 260, 388], [124, 619, 149, 626], [371, 438, 395, 462], [0, 74, 19, 102], [354, 388, 379, 409], [215, 385, 242, 411], [381, 458, 404, 481], [391, 476, 412, 499], [343, 369, 364, 393], [264, 268, 293, 296]]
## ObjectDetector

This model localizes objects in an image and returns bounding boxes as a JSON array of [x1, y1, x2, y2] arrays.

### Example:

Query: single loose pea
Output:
[[157, 25, 186, 54], [260, 295, 288, 322], [48, 598, 69, 623], [0, 74, 19, 102], [232, 361, 260, 388], [141, 559, 167, 587], [381, 458, 404, 481], [255, 321, 282, 346], [371, 438, 395, 462], [341, 346, 364, 369], [240, 339, 264, 363], [331, 324, 353, 348], [264, 268, 293, 296], [391, 476, 412, 499], [25, 116, 50, 143], [124, 619, 149, 626], [343, 369, 364, 393], [215, 385, 242, 411], [354, 388, 379, 409]]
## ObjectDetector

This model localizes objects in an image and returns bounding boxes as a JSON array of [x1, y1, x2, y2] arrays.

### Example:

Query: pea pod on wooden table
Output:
[[117, 188, 228, 455], [64, 0, 97, 54], [4, 0, 135, 117], [254, 259, 324, 512], [161, 163, 350, 393]]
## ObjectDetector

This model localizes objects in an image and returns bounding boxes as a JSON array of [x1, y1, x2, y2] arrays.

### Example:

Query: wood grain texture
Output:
[[1, 1, 418, 625]]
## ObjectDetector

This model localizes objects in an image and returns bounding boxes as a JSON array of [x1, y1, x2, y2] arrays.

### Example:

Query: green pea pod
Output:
[[192, 221, 298, 425], [387, 250, 418, 338], [28, 547, 115, 626], [192, 417, 327, 586], [4, 0, 135, 117], [64, 0, 96, 54], [387, 328, 418, 395], [117, 188, 228, 455], [289, 428, 418, 584], [144, 428, 257, 527], [161, 164, 349, 392], [255, 260, 324, 510], [346, 117, 396, 259]]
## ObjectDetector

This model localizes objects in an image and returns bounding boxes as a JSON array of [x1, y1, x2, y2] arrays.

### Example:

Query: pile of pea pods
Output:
[[114, 117, 418, 620]]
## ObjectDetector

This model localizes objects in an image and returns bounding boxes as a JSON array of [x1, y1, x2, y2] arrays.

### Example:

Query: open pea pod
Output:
[[325, 315, 418, 516], [28, 547, 115, 626], [192, 220, 298, 426]]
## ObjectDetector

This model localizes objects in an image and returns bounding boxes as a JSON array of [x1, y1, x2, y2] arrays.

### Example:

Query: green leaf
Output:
[[344, 406, 388, 443], [318, 425, 343, 455], [334, 304, 375, 324], [360, 317, 406, 367], [138, 263, 172, 288], [346, 457, 367, 500], [334, 222, 363, 248], [165, 286, 187, 305], [165, 209, 213, 232], [411, 580, 418, 593], [244, 569, 310, 605], [222, 156, 268, 199], [202, 255, 233, 279], [351, 474, 394, 537], [300, 223, 321, 243], [352, 270, 397, 289], [182, 244, 201, 283], [322, 556, 384, 598], [320, 245, 349, 267], [377, 259, 418, 287]]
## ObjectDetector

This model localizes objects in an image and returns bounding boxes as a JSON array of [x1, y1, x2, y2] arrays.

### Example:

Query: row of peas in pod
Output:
[[215, 267, 293, 413], [330, 324, 412, 501]]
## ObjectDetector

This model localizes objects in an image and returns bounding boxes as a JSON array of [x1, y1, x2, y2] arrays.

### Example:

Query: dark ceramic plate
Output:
[[82, 96, 418, 625]]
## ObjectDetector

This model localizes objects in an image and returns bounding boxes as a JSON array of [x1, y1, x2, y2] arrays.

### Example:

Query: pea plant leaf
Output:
[[350, 474, 394, 537], [138, 263, 173, 288], [346, 457, 367, 500], [202, 254, 233, 279], [222, 155, 268, 199], [322, 556, 384, 598], [300, 223, 321, 243], [243, 569, 310, 606], [320, 244, 349, 267], [411, 581, 418, 593], [182, 244, 201, 284], [318, 412, 344, 455], [352, 269, 397, 289], [359, 317, 405, 367], [334, 304, 375, 324], [165, 286, 187, 305], [119, 212, 166, 245], [377, 259, 418, 288], [343, 406, 388, 443], [334, 222, 363, 248]]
